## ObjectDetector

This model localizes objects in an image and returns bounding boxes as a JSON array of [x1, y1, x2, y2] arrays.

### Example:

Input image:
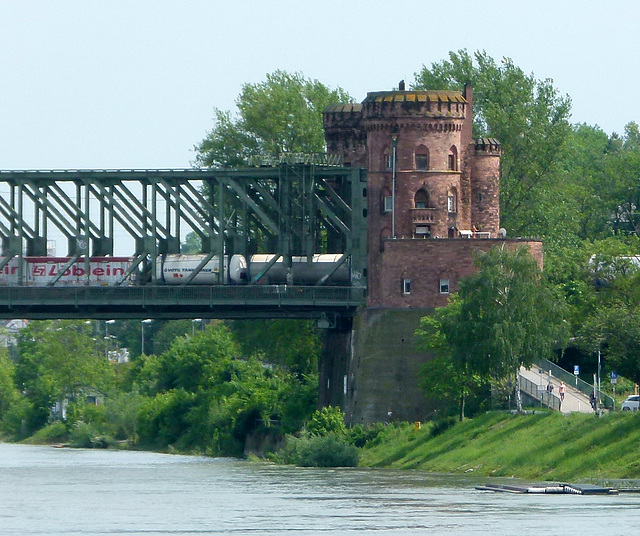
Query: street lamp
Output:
[[597, 340, 602, 407], [192, 318, 202, 336], [104, 320, 116, 359], [391, 131, 399, 239], [105, 319, 116, 337], [141, 319, 153, 355]]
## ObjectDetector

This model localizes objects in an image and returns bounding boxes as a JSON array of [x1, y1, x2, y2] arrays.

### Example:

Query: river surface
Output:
[[1, 442, 639, 535]]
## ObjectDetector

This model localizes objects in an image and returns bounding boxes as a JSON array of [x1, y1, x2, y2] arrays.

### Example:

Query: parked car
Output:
[[621, 395, 639, 411]]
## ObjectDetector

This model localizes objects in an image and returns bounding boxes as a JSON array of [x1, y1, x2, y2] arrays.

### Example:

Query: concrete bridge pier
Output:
[[319, 308, 433, 425]]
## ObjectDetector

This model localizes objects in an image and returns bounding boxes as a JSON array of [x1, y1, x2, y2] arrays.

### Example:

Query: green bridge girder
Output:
[[0, 162, 368, 320]]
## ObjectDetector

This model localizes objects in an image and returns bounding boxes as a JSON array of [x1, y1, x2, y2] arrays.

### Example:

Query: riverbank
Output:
[[358, 410, 640, 482]]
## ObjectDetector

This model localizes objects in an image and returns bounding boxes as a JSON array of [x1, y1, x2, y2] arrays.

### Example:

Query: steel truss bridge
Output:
[[0, 162, 367, 322]]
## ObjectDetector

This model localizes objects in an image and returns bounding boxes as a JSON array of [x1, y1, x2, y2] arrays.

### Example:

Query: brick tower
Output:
[[321, 85, 542, 423]]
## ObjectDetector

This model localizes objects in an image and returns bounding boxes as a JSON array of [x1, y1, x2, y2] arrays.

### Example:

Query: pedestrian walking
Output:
[[559, 381, 566, 402], [590, 392, 597, 411]]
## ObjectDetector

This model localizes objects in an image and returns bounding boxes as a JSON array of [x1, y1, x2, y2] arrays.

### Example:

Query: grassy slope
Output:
[[359, 411, 640, 481]]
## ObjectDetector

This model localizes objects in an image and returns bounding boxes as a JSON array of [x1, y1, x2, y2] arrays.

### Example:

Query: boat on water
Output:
[[476, 483, 619, 495]]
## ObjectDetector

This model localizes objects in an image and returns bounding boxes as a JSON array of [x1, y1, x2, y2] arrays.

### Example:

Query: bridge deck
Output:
[[0, 285, 366, 320]]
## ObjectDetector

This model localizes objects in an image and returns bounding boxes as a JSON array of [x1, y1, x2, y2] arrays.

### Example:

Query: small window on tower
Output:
[[403, 279, 411, 295], [383, 196, 393, 213], [447, 188, 457, 213], [440, 279, 450, 294], [384, 153, 393, 170]]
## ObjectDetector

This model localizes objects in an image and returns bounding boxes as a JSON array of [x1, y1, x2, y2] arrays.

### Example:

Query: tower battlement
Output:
[[474, 137, 501, 155], [361, 90, 467, 120]]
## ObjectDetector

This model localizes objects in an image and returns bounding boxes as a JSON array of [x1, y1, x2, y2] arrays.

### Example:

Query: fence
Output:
[[534, 358, 615, 410], [519, 374, 562, 411]]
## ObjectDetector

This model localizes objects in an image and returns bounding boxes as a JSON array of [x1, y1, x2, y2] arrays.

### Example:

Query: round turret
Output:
[[361, 90, 469, 241]]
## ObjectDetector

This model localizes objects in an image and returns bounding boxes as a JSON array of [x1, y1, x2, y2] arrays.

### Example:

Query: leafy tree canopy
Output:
[[15, 320, 115, 430], [458, 246, 569, 378], [414, 50, 572, 238], [195, 70, 351, 168], [227, 319, 321, 375], [417, 246, 569, 415]]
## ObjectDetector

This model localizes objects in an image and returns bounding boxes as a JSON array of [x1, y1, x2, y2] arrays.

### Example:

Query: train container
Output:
[[0, 258, 21, 286], [25, 257, 134, 286], [157, 254, 248, 284], [249, 254, 350, 284]]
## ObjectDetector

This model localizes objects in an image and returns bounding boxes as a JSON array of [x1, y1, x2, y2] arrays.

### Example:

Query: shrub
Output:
[[347, 423, 387, 447], [136, 389, 197, 449], [103, 391, 143, 443], [69, 421, 113, 448], [25, 422, 68, 444], [278, 433, 359, 467], [305, 406, 347, 437], [67, 400, 107, 428], [431, 416, 457, 437], [0, 397, 33, 440]]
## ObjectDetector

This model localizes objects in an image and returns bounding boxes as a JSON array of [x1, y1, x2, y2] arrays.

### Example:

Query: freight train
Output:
[[0, 254, 351, 286]]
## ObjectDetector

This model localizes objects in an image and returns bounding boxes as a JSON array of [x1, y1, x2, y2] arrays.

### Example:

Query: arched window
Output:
[[447, 187, 457, 213], [448, 145, 458, 171], [414, 189, 429, 209], [415, 145, 429, 170]]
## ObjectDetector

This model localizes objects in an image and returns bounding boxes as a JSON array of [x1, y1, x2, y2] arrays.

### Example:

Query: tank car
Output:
[[248, 254, 350, 285], [156, 254, 248, 284]]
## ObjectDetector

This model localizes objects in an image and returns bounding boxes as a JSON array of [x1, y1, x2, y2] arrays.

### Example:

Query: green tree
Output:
[[603, 122, 640, 236], [151, 320, 195, 357], [575, 253, 640, 387], [414, 50, 572, 239], [131, 321, 315, 455], [0, 347, 19, 419], [194, 70, 351, 167], [417, 246, 568, 415], [14, 320, 115, 431], [227, 319, 321, 375], [558, 124, 612, 241], [139, 321, 238, 394], [416, 294, 487, 420], [181, 231, 202, 254]]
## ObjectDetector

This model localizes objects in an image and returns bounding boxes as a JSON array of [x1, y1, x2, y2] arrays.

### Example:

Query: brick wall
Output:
[[369, 238, 543, 308]]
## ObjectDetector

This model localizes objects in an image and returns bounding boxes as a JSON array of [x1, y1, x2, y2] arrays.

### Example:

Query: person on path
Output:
[[559, 381, 566, 402], [590, 392, 597, 412]]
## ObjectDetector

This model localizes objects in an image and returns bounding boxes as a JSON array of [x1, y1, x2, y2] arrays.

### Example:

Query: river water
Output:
[[1, 442, 639, 535]]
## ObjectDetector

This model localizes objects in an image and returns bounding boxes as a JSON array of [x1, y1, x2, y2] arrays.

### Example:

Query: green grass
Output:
[[359, 411, 640, 481]]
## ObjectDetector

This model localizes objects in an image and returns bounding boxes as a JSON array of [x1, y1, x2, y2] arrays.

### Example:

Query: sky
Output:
[[1, 0, 639, 171]]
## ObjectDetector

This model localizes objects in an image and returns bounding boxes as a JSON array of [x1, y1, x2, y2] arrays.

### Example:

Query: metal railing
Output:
[[519, 374, 562, 411], [534, 358, 615, 410]]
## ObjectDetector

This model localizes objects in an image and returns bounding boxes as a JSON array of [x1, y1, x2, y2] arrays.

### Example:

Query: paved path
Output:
[[520, 366, 594, 414]]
